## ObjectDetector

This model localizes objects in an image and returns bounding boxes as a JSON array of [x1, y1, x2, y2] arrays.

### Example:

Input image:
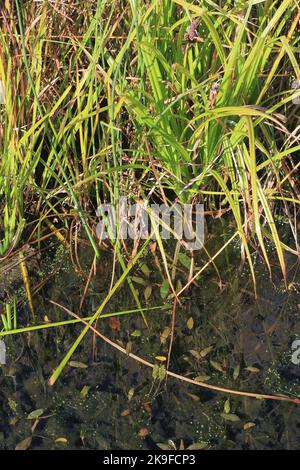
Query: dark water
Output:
[[0, 221, 299, 450]]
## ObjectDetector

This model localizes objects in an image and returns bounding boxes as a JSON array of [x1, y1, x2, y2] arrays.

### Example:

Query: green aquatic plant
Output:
[[0, 0, 299, 391]]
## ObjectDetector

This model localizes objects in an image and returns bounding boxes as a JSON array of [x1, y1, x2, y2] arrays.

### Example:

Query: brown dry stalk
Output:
[[53, 302, 300, 405]]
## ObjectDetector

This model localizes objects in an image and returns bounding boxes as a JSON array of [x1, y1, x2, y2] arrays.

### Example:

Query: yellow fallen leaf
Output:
[[55, 437, 68, 444], [187, 317, 194, 329], [155, 356, 167, 362]]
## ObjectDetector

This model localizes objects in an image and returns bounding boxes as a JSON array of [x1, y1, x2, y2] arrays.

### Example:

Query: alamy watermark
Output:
[[96, 198, 204, 251], [0, 80, 5, 105], [292, 80, 300, 105], [291, 340, 300, 365], [0, 340, 6, 365]]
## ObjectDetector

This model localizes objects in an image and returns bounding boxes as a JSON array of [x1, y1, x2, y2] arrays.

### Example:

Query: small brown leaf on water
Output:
[[128, 387, 135, 401], [121, 409, 131, 417], [160, 327, 170, 345], [244, 422, 256, 430], [150, 241, 157, 253], [143, 402, 152, 414], [15, 436, 32, 451], [109, 317, 121, 331], [138, 428, 150, 439]]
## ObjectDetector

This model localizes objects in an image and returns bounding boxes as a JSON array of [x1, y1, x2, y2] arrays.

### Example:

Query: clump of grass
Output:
[[0, 0, 299, 384]]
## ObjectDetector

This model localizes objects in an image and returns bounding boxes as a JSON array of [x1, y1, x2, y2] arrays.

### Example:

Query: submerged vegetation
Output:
[[0, 0, 299, 450]]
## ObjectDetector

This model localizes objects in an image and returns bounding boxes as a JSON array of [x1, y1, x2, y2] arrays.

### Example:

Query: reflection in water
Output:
[[0, 222, 299, 449]]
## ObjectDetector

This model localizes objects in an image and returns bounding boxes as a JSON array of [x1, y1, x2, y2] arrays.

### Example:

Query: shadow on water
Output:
[[0, 219, 299, 449]]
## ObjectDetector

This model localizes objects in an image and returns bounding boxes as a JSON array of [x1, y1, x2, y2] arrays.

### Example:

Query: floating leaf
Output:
[[187, 317, 194, 329], [210, 360, 224, 372], [200, 346, 213, 358], [126, 341, 133, 355], [158, 365, 167, 381], [167, 439, 177, 450], [69, 361, 88, 369], [121, 409, 130, 417], [224, 399, 230, 414], [8, 398, 18, 413], [152, 364, 160, 380], [144, 285, 152, 300], [160, 279, 170, 299], [245, 366, 260, 373], [27, 409, 44, 420], [15, 437, 32, 451], [160, 327, 170, 344], [131, 276, 146, 286], [80, 385, 90, 398], [128, 387, 135, 401], [140, 263, 150, 277], [176, 279, 183, 292], [131, 329, 141, 337], [157, 443, 173, 450], [244, 422, 256, 430], [194, 375, 211, 382], [220, 413, 240, 422], [233, 364, 240, 381], [190, 349, 201, 360], [178, 252, 191, 269], [155, 355, 167, 362], [55, 437, 68, 444], [187, 442, 208, 450]]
